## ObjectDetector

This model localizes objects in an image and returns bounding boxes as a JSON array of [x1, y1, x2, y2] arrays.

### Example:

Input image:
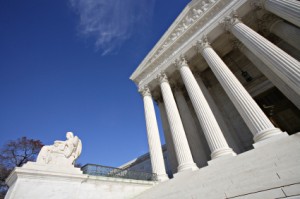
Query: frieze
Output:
[[134, 0, 234, 86], [147, 0, 217, 66]]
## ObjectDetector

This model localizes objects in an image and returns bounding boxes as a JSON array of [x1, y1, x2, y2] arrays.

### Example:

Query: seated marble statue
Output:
[[36, 132, 82, 166]]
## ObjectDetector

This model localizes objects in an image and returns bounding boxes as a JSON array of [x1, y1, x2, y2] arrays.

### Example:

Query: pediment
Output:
[[130, 0, 226, 84]]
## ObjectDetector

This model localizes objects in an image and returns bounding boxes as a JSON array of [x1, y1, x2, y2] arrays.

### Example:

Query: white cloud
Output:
[[69, 0, 156, 55]]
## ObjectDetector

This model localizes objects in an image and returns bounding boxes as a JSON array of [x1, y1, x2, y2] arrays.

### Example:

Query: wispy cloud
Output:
[[69, 0, 156, 55]]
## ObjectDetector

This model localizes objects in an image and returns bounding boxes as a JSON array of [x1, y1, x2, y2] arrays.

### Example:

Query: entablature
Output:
[[132, 0, 253, 90]]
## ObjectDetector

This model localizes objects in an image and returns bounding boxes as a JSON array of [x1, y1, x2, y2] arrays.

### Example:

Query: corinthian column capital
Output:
[[195, 35, 211, 54], [259, 13, 283, 35], [221, 11, 241, 31], [174, 56, 189, 70], [157, 72, 169, 84], [138, 86, 151, 97]]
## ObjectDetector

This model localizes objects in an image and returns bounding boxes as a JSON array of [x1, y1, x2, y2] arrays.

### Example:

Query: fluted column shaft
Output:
[[157, 100, 179, 174], [176, 59, 236, 159], [197, 38, 284, 142], [158, 73, 197, 172], [140, 87, 168, 181], [196, 75, 244, 153], [174, 88, 208, 166], [270, 20, 300, 51], [262, 0, 300, 27], [235, 41, 300, 109], [224, 14, 300, 96]]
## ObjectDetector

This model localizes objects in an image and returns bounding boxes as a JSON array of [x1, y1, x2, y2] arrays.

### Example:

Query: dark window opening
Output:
[[255, 87, 300, 135]]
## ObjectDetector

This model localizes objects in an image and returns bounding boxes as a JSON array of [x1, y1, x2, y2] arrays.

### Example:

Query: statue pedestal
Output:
[[21, 161, 83, 174], [4, 162, 155, 199], [4, 161, 84, 199], [4, 132, 155, 198]]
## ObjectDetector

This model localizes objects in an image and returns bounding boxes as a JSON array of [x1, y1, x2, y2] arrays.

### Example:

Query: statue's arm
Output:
[[54, 140, 64, 144]]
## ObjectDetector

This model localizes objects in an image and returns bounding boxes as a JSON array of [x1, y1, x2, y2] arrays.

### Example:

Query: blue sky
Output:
[[0, 0, 190, 167]]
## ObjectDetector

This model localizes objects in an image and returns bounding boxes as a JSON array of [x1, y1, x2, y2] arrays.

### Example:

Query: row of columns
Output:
[[139, 0, 300, 180], [139, 87, 169, 181], [173, 87, 208, 167], [261, 0, 300, 27], [176, 57, 237, 159]]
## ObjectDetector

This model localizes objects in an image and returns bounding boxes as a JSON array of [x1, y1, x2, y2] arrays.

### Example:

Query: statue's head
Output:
[[66, 132, 74, 139]]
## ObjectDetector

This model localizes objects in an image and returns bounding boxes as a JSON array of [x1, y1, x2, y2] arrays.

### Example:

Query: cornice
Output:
[[131, 0, 248, 88], [130, 1, 193, 81], [130, 0, 220, 82]]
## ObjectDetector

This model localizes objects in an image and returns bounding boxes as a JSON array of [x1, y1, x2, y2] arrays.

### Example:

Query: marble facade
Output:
[[4, 0, 300, 198], [130, 0, 300, 180]]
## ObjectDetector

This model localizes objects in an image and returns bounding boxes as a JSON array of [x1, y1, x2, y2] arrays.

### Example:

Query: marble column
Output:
[[186, 99, 212, 159], [260, 13, 300, 51], [254, 0, 300, 27], [195, 75, 244, 153], [223, 12, 300, 96], [156, 98, 179, 174], [157, 73, 198, 172], [173, 86, 208, 167], [176, 58, 236, 159], [197, 37, 285, 143], [234, 40, 300, 110], [139, 86, 168, 181], [269, 20, 300, 51]]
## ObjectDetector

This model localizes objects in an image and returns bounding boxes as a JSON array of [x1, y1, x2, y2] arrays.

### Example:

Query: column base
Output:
[[21, 161, 83, 174], [208, 153, 236, 166], [156, 174, 169, 182], [177, 162, 198, 173], [211, 147, 236, 160], [253, 131, 289, 148], [253, 128, 285, 143], [173, 169, 194, 178]]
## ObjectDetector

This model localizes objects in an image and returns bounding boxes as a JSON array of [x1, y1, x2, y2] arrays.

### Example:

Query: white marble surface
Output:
[[5, 132, 155, 199], [140, 86, 168, 181], [135, 133, 300, 199], [177, 57, 236, 159], [227, 13, 300, 97], [158, 73, 198, 172], [198, 37, 284, 143], [5, 162, 155, 199], [237, 41, 300, 110], [157, 101, 179, 174], [263, 0, 300, 28], [173, 87, 208, 167]]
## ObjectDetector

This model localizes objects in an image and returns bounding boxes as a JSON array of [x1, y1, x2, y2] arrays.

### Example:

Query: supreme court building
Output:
[[130, 0, 300, 197], [4, 1, 300, 198]]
